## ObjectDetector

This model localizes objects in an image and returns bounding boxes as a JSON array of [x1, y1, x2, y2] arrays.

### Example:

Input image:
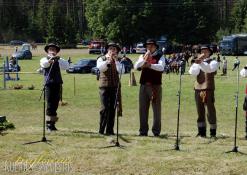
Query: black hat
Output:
[[200, 45, 213, 56], [44, 43, 60, 53], [144, 39, 159, 48], [105, 42, 121, 53]]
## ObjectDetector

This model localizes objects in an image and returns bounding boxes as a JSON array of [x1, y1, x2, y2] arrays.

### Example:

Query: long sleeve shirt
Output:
[[96, 55, 125, 74], [40, 57, 69, 70], [188, 58, 219, 76], [134, 54, 166, 72]]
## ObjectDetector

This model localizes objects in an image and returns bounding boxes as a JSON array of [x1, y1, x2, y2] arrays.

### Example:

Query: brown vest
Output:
[[194, 59, 216, 90], [99, 56, 119, 88]]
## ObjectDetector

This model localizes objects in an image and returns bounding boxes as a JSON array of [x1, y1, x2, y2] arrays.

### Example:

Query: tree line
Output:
[[0, 0, 247, 47]]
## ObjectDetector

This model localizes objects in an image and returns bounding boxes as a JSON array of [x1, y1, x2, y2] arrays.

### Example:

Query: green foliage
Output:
[[85, 0, 152, 45], [230, 0, 247, 33], [215, 28, 231, 41], [0, 0, 239, 44]]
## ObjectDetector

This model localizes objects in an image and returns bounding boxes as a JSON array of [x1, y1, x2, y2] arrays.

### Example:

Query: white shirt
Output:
[[188, 58, 219, 76], [40, 57, 69, 70], [134, 54, 166, 72], [96, 55, 125, 74], [240, 68, 247, 77]]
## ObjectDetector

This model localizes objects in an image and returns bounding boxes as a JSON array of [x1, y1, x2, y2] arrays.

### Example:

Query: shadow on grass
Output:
[[23, 139, 53, 146], [72, 130, 131, 143]]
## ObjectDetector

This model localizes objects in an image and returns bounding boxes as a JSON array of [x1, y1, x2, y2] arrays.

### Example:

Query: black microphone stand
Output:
[[174, 65, 182, 151], [103, 61, 125, 149], [114, 62, 125, 147], [24, 58, 55, 145], [226, 64, 246, 154]]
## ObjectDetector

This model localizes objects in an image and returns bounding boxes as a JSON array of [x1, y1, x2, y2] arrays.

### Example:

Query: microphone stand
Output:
[[103, 61, 125, 149], [24, 58, 55, 145], [174, 66, 182, 151], [226, 64, 246, 154], [114, 62, 124, 147]]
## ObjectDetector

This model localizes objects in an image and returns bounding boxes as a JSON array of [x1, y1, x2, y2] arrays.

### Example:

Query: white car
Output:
[[135, 43, 146, 54]]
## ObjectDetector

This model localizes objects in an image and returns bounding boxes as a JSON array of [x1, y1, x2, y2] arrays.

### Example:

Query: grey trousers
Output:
[[139, 84, 162, 135]]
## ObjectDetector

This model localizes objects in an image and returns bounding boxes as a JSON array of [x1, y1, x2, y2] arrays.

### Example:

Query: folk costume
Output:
[[134, 39, 166, 136], [40, 43, 69, 131], [97, 43, 125, 135], [189, 45, 219, 137]]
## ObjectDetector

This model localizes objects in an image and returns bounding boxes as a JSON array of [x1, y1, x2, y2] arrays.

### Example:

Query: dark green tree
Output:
[[46, 0, 66, 44], [229, 0, 247, 33], [85, 0, 153, 45]]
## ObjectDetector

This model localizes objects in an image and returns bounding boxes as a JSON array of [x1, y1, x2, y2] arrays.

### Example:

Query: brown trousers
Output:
[[195, 90, 217, 129]]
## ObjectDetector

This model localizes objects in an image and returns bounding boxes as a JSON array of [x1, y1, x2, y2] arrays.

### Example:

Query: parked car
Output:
[[67, 59, 97, 73], [10, 40, 24, 45], [88, 41, 106, 54], [11, 43, 32, 60], [12, 50, 32, 60], [135, 43, 146, 54]]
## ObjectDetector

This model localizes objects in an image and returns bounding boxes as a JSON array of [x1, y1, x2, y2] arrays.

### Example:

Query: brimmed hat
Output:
[[105, 42, 121, 53], [200, 45, 213, 56], [144, 39, 159, 48], [44, 43, 60, 53]]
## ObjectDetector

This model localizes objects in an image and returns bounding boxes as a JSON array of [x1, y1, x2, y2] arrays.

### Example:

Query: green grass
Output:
[[0, 51, 247, 174]]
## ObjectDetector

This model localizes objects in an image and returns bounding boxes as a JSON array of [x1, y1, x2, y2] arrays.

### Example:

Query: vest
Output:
[[99, 56, 119, 88], [140, 52, 163, 85], [44, 58, 63, 85], [194, 59, 216, 90]]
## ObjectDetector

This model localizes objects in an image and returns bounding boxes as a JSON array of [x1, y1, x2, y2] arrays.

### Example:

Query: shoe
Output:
[[99, 131, 104, 135], [50, 124, 58, 131], [210, 129, 216, 138], [197, 127, 206, 137], [153, 134, 160, 137], [46, 122, 57, 132], [196, 133, 206, 138], [105, 132, 115, 136], [139, 133, 148, 136]]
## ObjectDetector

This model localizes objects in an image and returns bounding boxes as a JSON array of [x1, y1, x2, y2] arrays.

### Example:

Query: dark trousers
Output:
[[45, 84, 61, 118], [195, 90, 217, 129], [99, 87, 117, 134], [139, 84, 162, 135]]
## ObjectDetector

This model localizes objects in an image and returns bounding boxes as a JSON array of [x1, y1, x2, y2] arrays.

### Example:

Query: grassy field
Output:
[[0, 48, 247, 175]]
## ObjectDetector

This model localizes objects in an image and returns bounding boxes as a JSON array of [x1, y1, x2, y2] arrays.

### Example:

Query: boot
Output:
[[197, 127, 206, 137], [210, 129, 216, 138], [46, 121, 57, 131], [50, 122, 58, 131]]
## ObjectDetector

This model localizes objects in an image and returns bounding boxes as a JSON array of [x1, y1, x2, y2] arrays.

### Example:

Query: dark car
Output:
[[10, 40, 24, 45], [12, 50, 32, 60], [67, 59, 97, 73]]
